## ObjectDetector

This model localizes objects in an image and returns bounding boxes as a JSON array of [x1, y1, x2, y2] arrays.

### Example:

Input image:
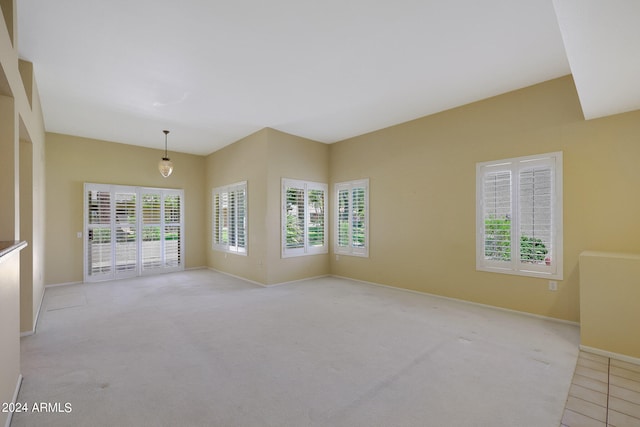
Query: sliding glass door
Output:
[[84, 184, 184, 282]]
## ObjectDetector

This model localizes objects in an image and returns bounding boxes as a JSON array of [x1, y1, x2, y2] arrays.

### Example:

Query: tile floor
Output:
[[561, 351, 640, 427]]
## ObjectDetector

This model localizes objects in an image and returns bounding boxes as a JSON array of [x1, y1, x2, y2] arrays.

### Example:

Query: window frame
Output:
[[212, 181, 248, 255], [281, 178, 328, 258], [476, 152, 563, 280], [334, 179, 369, 258]]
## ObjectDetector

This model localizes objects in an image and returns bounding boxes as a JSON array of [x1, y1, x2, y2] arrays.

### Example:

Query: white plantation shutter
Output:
[[286, 185, 305, 250], [335, 179, 369, 257], [84, 184, 184, 282], [138, 188, 184, 274], [212, 182, 247, 254], [141, 191, 162, 270], [307, 189, 325, 249], [86, 185, 112, 278], [476, 152, 562, 279], [482, 170, 511, 264], [114, 190, 137, 274], [164, 192, 182, 267], [337, 188, 349, 248], [282, 179, 327, 257], [518, 164, 552, 269], [351, 186, 366, 250], [236, 187, 246, 250]]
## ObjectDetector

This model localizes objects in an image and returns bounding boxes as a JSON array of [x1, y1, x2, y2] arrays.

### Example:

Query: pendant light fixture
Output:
[[158, 130, 174, 178]]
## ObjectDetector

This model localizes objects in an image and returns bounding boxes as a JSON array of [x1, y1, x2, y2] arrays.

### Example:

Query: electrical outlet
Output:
[[548, 281, 558, 291]]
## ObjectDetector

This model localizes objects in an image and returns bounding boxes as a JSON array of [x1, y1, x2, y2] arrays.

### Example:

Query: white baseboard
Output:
[[207, 267, 267, 287], [263, 274, 330, 288], [580, 345, 640, 366], [45, 281, 82, 288], [4, 374, 23, 427], [33, 288, 45, 333], [331, 274, 580, 327], [207, 268, 330, 288]]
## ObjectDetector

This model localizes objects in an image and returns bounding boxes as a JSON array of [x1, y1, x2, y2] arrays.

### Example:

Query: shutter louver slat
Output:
[[212, 182, 247, 254]]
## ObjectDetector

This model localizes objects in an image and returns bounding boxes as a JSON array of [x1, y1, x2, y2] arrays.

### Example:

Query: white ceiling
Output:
[[15, 1, 640, 155], [553, 0, 640, 120]]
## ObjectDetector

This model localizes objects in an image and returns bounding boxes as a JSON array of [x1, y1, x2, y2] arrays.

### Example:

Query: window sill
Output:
[[477, 265, 563, 280]]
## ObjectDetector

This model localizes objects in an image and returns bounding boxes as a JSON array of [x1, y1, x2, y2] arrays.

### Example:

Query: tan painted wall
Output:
[[21, 76, 46, 334], [205, 128, 330, 285], [20, 139, 33, 331], [1, 0, 47, 420], [44, 133, 207, 285], [330, 75, 640, 322], [0, 251, 21, 427], [205, 129, 269, 284], [579, 251, 640, 359], [265, 128, 330, 285]]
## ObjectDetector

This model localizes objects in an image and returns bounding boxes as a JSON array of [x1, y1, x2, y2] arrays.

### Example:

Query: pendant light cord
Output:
[[163, 130, 170, 159]]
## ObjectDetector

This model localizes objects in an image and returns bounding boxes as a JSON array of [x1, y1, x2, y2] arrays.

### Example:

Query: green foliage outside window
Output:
[[520, 235, 548, 262], [484, 217, 548, 263], [286, 212, 304, 248]]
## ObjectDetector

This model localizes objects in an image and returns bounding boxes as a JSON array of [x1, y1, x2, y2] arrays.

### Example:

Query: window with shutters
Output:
[[476, 152, 563, 279], [282, 179, 327, 257], [212, 181, 247, 254], [84, 184, 184, 282], [335, 179, 369, 257]]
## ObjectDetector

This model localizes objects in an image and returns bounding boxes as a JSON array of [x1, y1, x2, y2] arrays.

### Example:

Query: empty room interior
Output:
[[2, 1, 640, 426]]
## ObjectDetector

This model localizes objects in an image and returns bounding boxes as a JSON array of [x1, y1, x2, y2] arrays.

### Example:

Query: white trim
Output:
[[84, 184, 185, 283], [212, 181, 248, 256], [580, 345, 640, 366], [263, 274, 330, 288], [331, 274, 580, 326], [207, 267, 329, 288], [4, 374, 23, 427], [476, 151, 563, 280], [281, 178, 328, 258], [45, 281, 83, 288], [185, 266, 208, 271], [334, 179, 369, 258], [207, 267, 266, 287]]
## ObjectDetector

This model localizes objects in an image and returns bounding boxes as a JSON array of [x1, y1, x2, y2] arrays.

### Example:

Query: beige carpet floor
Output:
[[13, 269, 579, 427]]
